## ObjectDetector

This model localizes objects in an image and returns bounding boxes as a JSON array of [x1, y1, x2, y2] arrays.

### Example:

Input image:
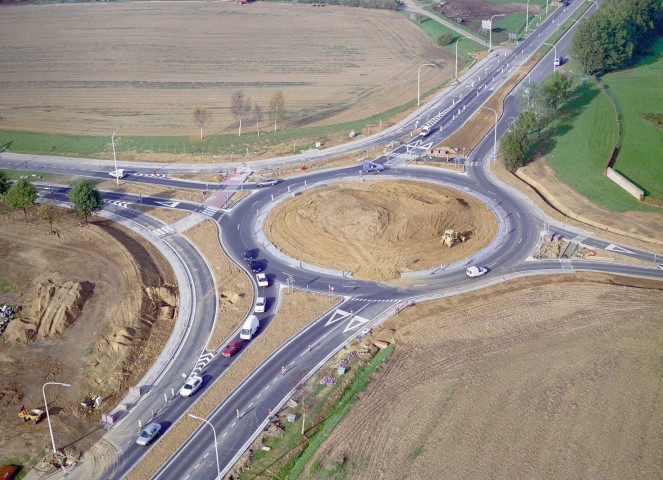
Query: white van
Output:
[[240, 315, 259, 340]]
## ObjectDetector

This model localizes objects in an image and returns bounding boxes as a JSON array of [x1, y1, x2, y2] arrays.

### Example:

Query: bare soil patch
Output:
[[0, 3, 453, 136], [264, 179, 497, 281], [125, 289, 340, 480], [304, 274, 663, 479], [0, 204, 177, 471]]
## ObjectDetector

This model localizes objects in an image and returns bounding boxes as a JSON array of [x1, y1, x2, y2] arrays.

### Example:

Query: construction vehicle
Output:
[[441, 229, 465, 248], [19, 406, 43, 424]]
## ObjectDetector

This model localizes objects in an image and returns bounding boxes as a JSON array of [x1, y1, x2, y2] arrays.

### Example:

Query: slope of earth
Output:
[[263, 179, 497, 281], [303, 274, 662, 479], [0, 3, 452, 136], [0, 205, 177, 471]]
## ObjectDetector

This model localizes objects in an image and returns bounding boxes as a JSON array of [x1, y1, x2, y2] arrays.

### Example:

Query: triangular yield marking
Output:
[[342, 315, 370, 333], [325, 309, 350, 327], [605, 244, 633, 254], [154, 200, 181, 208]]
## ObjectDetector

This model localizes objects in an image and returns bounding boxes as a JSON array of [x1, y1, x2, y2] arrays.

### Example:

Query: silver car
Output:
[[256, 178, 278, 187], [136, 423, 161, 446]]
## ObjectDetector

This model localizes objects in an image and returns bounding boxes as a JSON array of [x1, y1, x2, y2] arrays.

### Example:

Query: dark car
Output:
[[221, 340, 241, 357], [241, 249, 253, 261], [250, 260, 263, 273]]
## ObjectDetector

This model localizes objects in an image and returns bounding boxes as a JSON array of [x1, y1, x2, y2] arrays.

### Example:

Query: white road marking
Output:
[[257, 393, 261, 398], [289, 361, 295, 366], [606, 243, 633, 254], [517, 212, 520, 218], [223, 432, 227, 438], [518, 237, 522, 244], [195, 464, 200, 470], [185, 475, 190, 480], [232, 422, 236, 428], [204, 452, 209, 459], [264, 385, 269, 390], [300, 352, 306, 357], [248, 402, 253, 408]]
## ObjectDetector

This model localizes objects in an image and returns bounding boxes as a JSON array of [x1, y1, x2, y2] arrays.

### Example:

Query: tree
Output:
[[255, 102, 263, 137], [4, 178, 38, 222], [269, 90, 286, 132], [541, 71, 573, 110], [516, 111, 538, 134], [38, 202, 63, 234], [192, 106, 212, 140], [437, 32, 453, 47], [68, 181, 104, 224], [231, 91, 252, 136], [500, 127, 530, 172], [0, 170, 11, 199]]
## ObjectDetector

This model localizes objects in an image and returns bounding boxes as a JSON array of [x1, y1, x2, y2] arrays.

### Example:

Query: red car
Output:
[[222, 340, 241, 357]]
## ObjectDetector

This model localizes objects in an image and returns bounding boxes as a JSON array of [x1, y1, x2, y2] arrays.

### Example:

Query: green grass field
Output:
[[536, 79, 658, 213], [601, 36, 663, 199], [401, 13, 486, 60]]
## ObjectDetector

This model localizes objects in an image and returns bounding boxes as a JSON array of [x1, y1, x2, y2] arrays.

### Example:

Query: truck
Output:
[[240, 315, 259, 340], [419, 125, 433, 137], [362, 162, 384, 173], [109, 169, 126, 179]]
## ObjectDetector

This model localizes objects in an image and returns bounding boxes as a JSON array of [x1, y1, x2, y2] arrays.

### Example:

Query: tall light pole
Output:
[[43, 382, 71, 475], [544, 42, 557, 70], [455, 38, 469, 83], [417, 63, 435, 107], [526, 0, 530, 31], [111, 125, 123, 186], [489, 14, 505, 51], [546, 0, 549, 14], [480, 106, 498, 160], [189, 414, 220, 480]]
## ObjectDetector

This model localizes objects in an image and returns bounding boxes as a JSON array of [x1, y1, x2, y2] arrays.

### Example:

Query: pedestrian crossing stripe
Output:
[[134, 173, 169, 178], [200, 206, 219, 217], [153, 226, 175, 237]]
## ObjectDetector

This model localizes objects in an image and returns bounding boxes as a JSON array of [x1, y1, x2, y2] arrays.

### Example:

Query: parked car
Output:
[[179, 375, 203, 397], [466, 266, 488, 278], [221, 340, 241, 357], [256, 273, 269, 287], [136, 423, 161, 446], [241, 249, 253, 262], [250, 260, 263, 273], [255, 296, 267, 313], [554, 57, 562, 67], [256, 178, 278, 187]]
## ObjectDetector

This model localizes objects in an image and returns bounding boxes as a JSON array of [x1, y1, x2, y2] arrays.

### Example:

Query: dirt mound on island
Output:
[[264, 179, 497, 281]]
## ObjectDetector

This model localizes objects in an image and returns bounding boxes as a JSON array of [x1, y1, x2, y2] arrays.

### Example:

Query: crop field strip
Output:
[[0, 2, 453, 137]]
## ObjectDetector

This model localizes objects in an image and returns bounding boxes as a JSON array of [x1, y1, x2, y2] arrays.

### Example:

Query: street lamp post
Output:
[[480, 106, 498, 160], [417, 63, 435, 107], [455, 38, 469, 83], [189, 414, 220, 480], [489, 14, 505, 51], [43, 382, 71, 475], [111, 125, 123, 186], [526, 0, 530, 31], [544, 42, 557, 70]]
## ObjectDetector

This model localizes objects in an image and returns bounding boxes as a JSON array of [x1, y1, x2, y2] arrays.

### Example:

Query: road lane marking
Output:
[[195, 464, 200, 469], [185, 476, 189, 480], [223, 432, 227, 438], [204, 452, 209, 459], [518, 237, 522, 244], [232, 422, 236, 427], [257, 393, 261, 398], [289, 361, 295, 366], [248, 402, 253, 408]]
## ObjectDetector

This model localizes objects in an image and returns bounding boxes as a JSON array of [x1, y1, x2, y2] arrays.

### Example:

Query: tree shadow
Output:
[[0, 141, 12, 152]]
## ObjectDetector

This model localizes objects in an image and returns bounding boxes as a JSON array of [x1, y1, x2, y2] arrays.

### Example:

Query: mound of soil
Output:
[[0, 205, 177, 470], [264, 180, 497, 281]]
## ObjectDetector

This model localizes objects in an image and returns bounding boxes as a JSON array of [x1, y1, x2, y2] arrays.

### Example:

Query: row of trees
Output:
[[192, 90, 286, 139], [0, 171, 104, 229], [297, 0, 401, 10], [500, 71, 573, 171], [570, 0, 660, 75]]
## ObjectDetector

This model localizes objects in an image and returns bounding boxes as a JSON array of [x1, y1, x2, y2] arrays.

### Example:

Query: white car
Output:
[[179, 375, 203, 397], [109, 169, 126, 178], [256, 178, 278, 187], [136, 423, 161, 446], [466, 266, 488, 278], [255, 296, 267, 313], [256, 273, 269, 287]]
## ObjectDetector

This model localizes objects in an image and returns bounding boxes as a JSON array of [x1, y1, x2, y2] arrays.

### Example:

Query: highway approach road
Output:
[[5, 1, 662, 479]]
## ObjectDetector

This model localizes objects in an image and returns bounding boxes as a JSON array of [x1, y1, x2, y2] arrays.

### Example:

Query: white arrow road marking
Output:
[[154, 200, 181, 208], [324, 309, 351, 327], [606, 244, 634, 254], [342, 314, 371, 334]]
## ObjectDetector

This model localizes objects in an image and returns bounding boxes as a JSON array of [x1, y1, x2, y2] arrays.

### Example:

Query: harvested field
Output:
[[304, 274, 663, 479], [264, 179, 498, 281], [0, 3, 453, 136], [125, 289, 340, 480], [0, 204, 177, 471]]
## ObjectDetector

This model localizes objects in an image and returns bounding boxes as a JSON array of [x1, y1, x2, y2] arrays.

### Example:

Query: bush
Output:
[[437, 32, 453, 47]]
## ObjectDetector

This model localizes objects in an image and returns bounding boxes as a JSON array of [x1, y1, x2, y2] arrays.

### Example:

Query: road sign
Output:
[[402, 259, 406, 264], [492, 154, 497, 160]]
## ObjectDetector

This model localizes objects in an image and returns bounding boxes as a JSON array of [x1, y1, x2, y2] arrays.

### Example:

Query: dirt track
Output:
[[304, 274, 662, 479], [264, 179, 497, 281]]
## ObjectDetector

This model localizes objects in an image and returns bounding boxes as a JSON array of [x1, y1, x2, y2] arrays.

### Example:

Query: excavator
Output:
[[19, 405, 43, 424], [441, 229, 465, 248]]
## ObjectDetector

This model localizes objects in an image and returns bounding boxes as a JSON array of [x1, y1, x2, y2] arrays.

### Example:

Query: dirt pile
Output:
[[4, 279, 92, 343], [0, 204, 177, 471], [264, 179, 497, 281]]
